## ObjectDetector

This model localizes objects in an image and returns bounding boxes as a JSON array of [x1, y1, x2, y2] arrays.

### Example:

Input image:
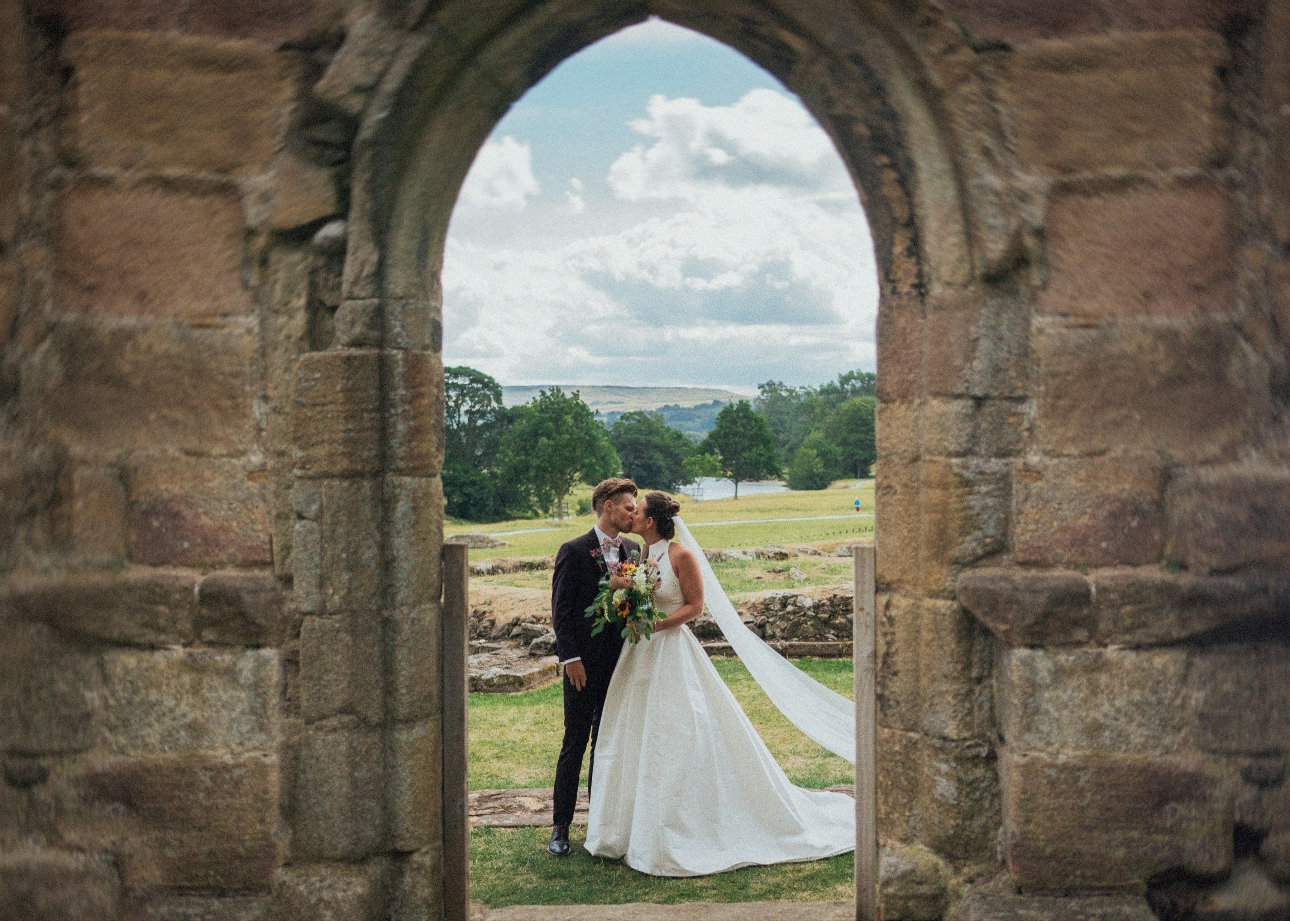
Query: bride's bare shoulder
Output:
[[668, 541, 697, 567]]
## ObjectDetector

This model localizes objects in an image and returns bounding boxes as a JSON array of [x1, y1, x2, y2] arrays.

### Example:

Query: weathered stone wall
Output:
[[0, 0, 1287, 918]]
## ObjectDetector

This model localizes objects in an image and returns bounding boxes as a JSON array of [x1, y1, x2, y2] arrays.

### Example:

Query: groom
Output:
[[547, 477, 640, 857]]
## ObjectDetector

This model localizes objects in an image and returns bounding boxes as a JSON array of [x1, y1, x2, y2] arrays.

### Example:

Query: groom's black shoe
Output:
[[547, 824, 571, 857]]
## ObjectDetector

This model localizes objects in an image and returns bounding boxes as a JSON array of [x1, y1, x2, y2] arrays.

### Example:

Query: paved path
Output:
[[479, 902, 854, 921], [687, 514, 872, 527]]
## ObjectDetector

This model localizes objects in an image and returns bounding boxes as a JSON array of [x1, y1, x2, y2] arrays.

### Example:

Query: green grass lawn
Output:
[[449, 480, 875, 561], [469, 657, 856, 906], [471, 825, 854, 906], [470, 657, 855, 790]]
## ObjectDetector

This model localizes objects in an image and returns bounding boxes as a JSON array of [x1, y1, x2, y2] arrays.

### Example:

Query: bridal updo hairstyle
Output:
[[642, 491, 681, 540]]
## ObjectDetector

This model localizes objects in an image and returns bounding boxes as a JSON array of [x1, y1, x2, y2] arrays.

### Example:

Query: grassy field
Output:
[[449, 480, 875, 561], [469, 657, 856, 906], [470, 658, 855, 790], [471, 826, 854, 906]]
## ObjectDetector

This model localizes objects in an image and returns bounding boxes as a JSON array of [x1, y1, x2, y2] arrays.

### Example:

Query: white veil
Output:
[[674, 518, 856, 763]]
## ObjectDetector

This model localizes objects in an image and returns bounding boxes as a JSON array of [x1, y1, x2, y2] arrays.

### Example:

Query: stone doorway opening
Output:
[[307, 1, 1026, 916]]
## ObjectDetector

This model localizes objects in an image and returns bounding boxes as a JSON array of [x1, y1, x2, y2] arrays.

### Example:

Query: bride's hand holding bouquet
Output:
[[586, 543, 664, 644]]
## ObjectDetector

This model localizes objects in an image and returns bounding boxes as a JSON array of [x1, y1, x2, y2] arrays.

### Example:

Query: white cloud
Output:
[[607, 90, 849, 202], [442, 90, 878, 388], [456, 135, 541, 211], [600, 17, 704, 46], [565, 178, 586, 214]]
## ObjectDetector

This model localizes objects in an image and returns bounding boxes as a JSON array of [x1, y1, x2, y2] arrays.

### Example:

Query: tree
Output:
[[826, 396, 877, 478], [698, 400, 780, 498], [817, 370, 876, 406], [608, 411, 694, 490], [501, 388, 620, 519], [443, 366, 522, 521], [682, 452, 725, 482], [754, 380, 808, 460]]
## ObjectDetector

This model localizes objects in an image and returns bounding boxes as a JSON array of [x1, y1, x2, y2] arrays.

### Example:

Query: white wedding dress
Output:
[[584, 535, 856, 876]]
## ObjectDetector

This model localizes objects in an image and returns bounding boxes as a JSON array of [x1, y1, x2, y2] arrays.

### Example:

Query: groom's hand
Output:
[[565, 660, 587, 691]]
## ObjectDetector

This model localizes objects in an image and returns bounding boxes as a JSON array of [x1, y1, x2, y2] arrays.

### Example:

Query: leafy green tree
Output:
[[698, 401, 780, 498], [826, 396, 877, 478], [443, 366, 524, 521], [817, 370, 876, 406], [501, 388, 620, 519], [682, 452, 725, 482], [608, 411, 694, 490], [786, 447, 828, 491], [754, 381, 808, 459]]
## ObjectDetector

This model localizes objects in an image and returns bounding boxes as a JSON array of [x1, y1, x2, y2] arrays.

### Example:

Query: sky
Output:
[[441, 18, 880, 393]]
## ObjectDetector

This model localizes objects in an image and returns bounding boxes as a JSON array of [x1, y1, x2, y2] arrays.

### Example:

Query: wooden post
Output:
[[854, 545, 877, 921], [442, 543, 470, 921]]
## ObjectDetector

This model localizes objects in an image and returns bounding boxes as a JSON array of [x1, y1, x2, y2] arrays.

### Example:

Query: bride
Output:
[[584, 491, 856, 876]]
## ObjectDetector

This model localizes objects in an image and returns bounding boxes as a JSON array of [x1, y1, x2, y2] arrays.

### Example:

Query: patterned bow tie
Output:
[[602, 536, 623, 549]]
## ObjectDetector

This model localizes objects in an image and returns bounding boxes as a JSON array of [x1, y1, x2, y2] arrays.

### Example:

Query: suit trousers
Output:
[[552, 664, 613, 827]]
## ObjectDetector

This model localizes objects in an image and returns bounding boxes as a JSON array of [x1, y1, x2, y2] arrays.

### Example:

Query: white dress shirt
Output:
[[561, 526, 621, 666]]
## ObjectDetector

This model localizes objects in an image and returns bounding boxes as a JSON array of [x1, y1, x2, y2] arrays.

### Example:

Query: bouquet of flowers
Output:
[[585, 543, 664, 643]]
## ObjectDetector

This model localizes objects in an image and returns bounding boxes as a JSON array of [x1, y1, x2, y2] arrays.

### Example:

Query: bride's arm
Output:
[[651, 544, 704, 631]]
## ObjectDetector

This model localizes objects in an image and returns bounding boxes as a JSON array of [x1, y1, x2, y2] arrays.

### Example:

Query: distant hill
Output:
[[501, 385, 750, 440], [501, 385, 747, 413]]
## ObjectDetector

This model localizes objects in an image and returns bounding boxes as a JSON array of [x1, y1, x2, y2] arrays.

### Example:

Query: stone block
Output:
[[292, 350, 381, 478], [960, 566, 1290, 647], [1039, 180, 1238, 320], [31, 319, 256, 456], [1265, 832, 1290, 884], [922, 290, 980, 399], [1104, 0, 1265, 33], [1274, 255, 1290, 350], [876, 593, 923, 733], [876, 295, 923, 402], [312, 12, 400, 119], [294, 728, 384, 860], [78, 753, 279, 890], [0, 850, 121, 921], [1188, 644, 1290, 754], [100, 648, 280, 755], [27, 0, 184, 32], [390, 846, 444, 921], [271, 862, 385, 921], [0, 254, 18, 351], [293, 519, 322, 613], [320, 478, 382, 614], [975, 399, 1027, 457], [0, 109, 17, 249], [996, 648, 1188, 755], [998, 33, 1229, 175], [54, 180, 252, 320], [1272, 113, 1290, 250], [875, 461, 920, 592], [0, 624, 102, 755], [388, 604, 441, 723], [951, 874, 1157, 921], [388, 721, 442, 851], [1269, 0, 1290, 111], [1094, 568, 1290, 646], [57, 464, 128, 559], [6, 566, 197, 647], [197, 571, 285, 646], [920, 458, 1009, 595], [385, 476, 443, 610], [1013, 455, 1164, 567], [942, 0, 1104, 43], [292, 480, 321, 520], [127, 455, 271, 568], [186, 0, 344, 44], [385, 351, 442, 477], [1165, 465, 1290, 573], [0, 0, 24, 109], [134, 895, 269, 921], [878, 728, 1000, 863], [1001, 751, 1234, 891], [267, 151, 340, 232], [299, 614, 382, 724], [61, 31, 294, 174], [879, 840, 951, 921], [1034, 320, 1270, 459]]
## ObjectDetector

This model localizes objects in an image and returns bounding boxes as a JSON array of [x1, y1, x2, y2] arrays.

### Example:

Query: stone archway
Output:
[[285, 1, 1033, 912]]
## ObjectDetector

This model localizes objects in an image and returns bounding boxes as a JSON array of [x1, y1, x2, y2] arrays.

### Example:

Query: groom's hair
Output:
[[592, 477, 638, 513]]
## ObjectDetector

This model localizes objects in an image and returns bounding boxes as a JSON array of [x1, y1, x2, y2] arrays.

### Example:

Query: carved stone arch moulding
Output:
[[295, 0, 1031, 906]]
